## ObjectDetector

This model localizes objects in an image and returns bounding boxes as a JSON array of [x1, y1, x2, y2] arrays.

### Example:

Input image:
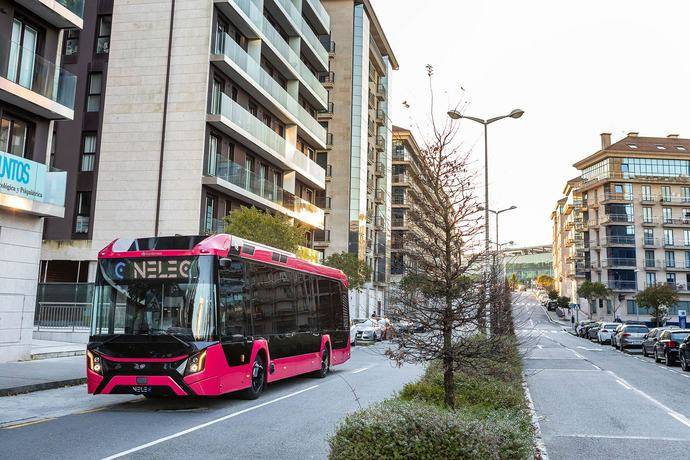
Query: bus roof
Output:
[[98, 234, 348, 285]]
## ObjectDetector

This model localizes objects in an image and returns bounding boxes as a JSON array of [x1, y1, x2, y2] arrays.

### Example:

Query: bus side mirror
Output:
[[219, 258, 232, 268]]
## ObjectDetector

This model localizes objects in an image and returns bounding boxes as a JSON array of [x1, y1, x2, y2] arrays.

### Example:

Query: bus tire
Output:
[[314, 346, 330, 378], [240, 353, 266, 400]]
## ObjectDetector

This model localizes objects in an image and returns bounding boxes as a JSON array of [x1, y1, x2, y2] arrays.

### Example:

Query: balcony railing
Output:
[[303, 0, 330, 32], [663, 218, 690, 226], [604, 280, 637, 291], [274, 0, 328, 67], [1, 38, 77, 111], [601, 214, 634, 224], [56, 0, 85, 17], [660, 196, 690, 205], [313, 229, 331, 243], [603, 192, 633, 202], [215, 34, 326, 144], [601, 258, 637, 268], [602, 236, 636, 245]]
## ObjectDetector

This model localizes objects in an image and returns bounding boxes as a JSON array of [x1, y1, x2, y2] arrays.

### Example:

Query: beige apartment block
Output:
[[552, 133, 690, 323], [45, 0, 332, 279], [321, 0, 398, 319]]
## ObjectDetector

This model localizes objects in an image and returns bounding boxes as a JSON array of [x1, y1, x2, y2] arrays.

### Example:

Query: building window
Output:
[[644, 228, 654, 245], [207, 134, 219, 175], [64, 29, 79, 56], [665, 250, 676, 268], [664, 229, 674, 246], [642, 207, 653, 223], [641, 185, 652, 201], [646, 272, 656, 287], [645, 250, 655, 268], [74, 192, 91, 234], [80, 133, 97, 171], [96, 16, 112, 54], [86, 73, 102, 112], [211, 78, 223, 114], [0, 114, 31, 158], [248, 101, 258, 117], [205, 195, 216, 233], [661, 186, 672, 202], [663, 207, 673, 224]]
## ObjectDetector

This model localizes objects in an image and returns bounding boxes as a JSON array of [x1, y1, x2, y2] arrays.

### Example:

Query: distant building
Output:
[[503, 245, 553, 283], [552, 132, 690, 322]]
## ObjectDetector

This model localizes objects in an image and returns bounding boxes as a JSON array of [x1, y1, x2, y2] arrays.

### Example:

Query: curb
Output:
[[31, 350, 86, 361], [0, 378, 86, 397], [522, 378, 549, 460]]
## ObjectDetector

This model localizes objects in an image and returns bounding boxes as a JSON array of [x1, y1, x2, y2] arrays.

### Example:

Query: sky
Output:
[[370, 0, 690, 248]]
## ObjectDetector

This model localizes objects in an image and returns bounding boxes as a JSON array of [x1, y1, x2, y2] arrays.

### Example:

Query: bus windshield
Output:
[[91, 256, 216, 341]]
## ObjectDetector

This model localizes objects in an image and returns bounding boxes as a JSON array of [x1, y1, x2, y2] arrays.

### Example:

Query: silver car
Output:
[[617, 324, 649, 351]]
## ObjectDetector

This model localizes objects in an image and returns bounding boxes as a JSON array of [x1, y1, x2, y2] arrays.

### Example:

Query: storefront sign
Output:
[[0, 151, 48, 203]]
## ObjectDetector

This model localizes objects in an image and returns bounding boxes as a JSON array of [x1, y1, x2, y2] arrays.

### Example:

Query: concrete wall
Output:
[[0, 211, 43, 362]]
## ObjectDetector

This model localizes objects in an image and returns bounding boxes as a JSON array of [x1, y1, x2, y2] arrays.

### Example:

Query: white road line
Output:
[[557, 434, 690, 442], [101, 385, 320, 459], [536, 345, 543, 349], [351, 366, 371, 374], [611, 372, 690, 429], [616, 379, 631, 390], [669, 412, 690, 428]]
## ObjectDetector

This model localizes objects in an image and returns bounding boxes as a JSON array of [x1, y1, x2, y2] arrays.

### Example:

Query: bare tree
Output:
[[385, 68, 505, 409]]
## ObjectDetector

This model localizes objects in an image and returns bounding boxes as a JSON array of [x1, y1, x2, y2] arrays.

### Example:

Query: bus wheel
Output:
[[315, 347, 330, 378], [241, 354, 266, 400]]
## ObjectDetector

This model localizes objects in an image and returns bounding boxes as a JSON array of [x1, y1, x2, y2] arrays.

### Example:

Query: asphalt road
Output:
[[0, 343, 422, 459], [516, 291, 690, 459]]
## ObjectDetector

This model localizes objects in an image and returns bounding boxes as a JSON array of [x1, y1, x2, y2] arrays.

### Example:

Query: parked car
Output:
[[642, 328, 663, 357], [617, 324, 649, 351], [596, 323, 620, 344], [611, 324, 626, 348], [581, 322, 600, 339], [546, 300, 559, 311], [350, 319, 368, 344], [654, 329, 690, 366], [587, 322, 603, 341], [577, 320, 595, 337], [679, 335, 690, 371], [352, 319, 384, 343]]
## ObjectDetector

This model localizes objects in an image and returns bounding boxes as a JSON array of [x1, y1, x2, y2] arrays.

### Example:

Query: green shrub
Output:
[[328, 399, 533, 460]]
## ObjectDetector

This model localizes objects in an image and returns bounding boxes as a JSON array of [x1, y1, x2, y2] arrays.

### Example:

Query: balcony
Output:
[[204, 154, 324, 229], [640, 195, 658, 204], [660, 196, 690, 206], [642, 217, 661, 226], [317, 102, 334, 120], [0, 150, 66, 218], [642, 238, 660, 248], [374, 216, 384, 229], [376, 83, 386, 99], [0, 38, 76, 120], [212, 34, 327, 148], [315, 196, 331, 210], [644, 259, 662, 269], [601, 236, 636, 246], [367, 146, 376, 165], [15, 0, 84, 29], [324, 164, 333, 180], [392, 173, 408, 185], [603, 280, 638, 292], [302, 0, 330, 34], [318, 71, 335, 89], [601, 258, 637, 269], [376, 135, 386, 151], [374, 189, 385, 203], [375, 109, 386, 124], [602, 192, 633, 203], [272, 0, 329, 70], [207, 93, 325, 189], [662, 218, 690, 227], [600, 214, 634, 225], [313, 229, 331, 246], [375, 161, 385, 178]]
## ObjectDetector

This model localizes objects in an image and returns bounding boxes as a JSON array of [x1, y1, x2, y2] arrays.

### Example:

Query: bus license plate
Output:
[[132, 386, 152, 393]]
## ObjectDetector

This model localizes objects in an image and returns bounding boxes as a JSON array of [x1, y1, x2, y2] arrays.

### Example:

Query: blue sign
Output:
[[679, 310, 687, 329], [0, 151, 65, 207]]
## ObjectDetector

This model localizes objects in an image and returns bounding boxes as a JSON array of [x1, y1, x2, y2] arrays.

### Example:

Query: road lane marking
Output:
[[558, 434, 690, 442], [577, 346, 603, 351], [610, 373, 690, 429], [2, 417, 55, 430], [536, 345, 543, 349], [101, 384, 320, 459], [351, 366, 371, 374], [669, 412, 690, 428], [616, 379, 631, 390]]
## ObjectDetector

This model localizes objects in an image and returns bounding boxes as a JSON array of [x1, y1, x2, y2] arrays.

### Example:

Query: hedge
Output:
[[328, 399, 533, 460]]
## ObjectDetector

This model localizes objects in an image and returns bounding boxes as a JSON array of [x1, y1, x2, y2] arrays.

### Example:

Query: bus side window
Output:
[[219, 260, 246, 341]]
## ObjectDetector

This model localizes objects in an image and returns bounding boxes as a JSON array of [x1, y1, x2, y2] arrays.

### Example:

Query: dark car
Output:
[[679, 335, 690, 371], [546, 300, 559, 311], [654, 329, 690, 366], [587, 322, 603, 341], [581, 322, 600, 339]]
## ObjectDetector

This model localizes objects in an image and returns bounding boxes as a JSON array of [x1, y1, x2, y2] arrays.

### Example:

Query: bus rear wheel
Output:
[[314, 347, 330, 378], [241, 354, 266, 400]]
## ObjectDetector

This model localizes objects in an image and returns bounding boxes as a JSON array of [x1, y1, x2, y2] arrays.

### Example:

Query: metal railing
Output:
[[34, 302, 91, 331], [58, 0, 85, 17]]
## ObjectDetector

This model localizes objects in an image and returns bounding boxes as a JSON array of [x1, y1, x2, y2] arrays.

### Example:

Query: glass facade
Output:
[[583, 157, 690, 181]]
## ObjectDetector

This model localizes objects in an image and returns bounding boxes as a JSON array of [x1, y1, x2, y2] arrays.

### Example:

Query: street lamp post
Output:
[[480, 205, 518, 253], [448, 108, 524, 333]]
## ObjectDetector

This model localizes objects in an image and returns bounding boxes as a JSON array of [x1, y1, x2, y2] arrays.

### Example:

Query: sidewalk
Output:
[[31, 339, 85, 360], [0, 355, 86, 397]]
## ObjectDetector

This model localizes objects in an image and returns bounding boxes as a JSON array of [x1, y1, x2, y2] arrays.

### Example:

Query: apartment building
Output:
[[40, 0, 331, 280], [321, 0, 397, 319], [41, 0, 112, 283], [0, 0, 81, 361], [553, 133, 690, 322], [390, 125, 423, 284]]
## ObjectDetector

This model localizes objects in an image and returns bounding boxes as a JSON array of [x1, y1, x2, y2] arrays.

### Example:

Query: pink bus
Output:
[[87, 234, 351, 398]]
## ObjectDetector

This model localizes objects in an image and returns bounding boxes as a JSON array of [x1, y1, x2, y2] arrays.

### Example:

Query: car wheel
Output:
[[681, 354, 690, 372], [240, 353, 266, 400], [655, 350, 661, 363], [642, 346, 648, 357], [666, 352, 674, 367]]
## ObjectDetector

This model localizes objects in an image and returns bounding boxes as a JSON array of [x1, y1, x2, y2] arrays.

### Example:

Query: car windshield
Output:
[[91, 256, 216, 341], [602, 324, 617, 329], [625, 326, 649, 333], [671, 332, 690, 341]]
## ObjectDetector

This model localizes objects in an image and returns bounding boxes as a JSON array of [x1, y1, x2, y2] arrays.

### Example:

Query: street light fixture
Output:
[[478, 205, 518, 252], [449, 108, 524, 333]]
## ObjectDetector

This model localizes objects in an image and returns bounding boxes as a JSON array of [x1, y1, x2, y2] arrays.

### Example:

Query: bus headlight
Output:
[[87, 351, 103, 375], [185, 350, 207, 375]]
